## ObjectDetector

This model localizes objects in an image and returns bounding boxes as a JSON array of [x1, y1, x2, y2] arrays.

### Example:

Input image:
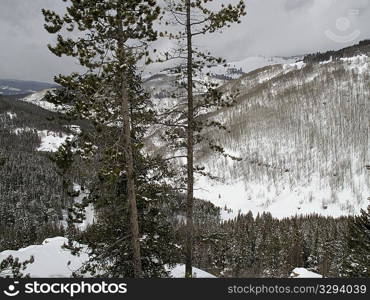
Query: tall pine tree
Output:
[[42, 0, 179, 277], [158, 0, 246, 277]]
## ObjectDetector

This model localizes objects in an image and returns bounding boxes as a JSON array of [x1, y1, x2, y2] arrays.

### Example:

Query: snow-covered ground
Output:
[[37, 130, 74, 152], [6, 111, 17, 119], [290, 268, 322, 278], [0, 237, 89, 278], [11, 126, 76, 152], [21, 89, 55, 110], [167, 264, 216, 278], [0, 237, 321, 279], [225, 55, 300, 76], [73, 184, 95, 231], [20, 89, 70, 112], [0, 237, 216, 278], [194, 175, 366, 220]]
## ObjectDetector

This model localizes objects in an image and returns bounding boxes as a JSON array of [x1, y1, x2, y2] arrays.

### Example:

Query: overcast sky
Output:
[[0, 0, 369, 83]]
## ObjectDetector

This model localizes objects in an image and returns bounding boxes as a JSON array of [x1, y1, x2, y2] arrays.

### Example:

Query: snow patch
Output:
[[290, 268, 322, 278], [167, 264, 216, 278], [340, 55, 369, 75], [37, 130, 73, 152], [73, 184, 95, 231], [284, 61, 306, 70], [225, 55, 299, 76], [6, 112, 17, 119], [63, 125, 81, 135], [12, 127, 35, 135], [11, 128, 72, 152], [0, 237, 88, 278], [21, 89, 71, 112]]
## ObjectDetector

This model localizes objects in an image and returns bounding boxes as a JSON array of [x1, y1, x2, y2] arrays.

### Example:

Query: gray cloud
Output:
[[0, 0, 369, 83], [284, 0, 314, 11]]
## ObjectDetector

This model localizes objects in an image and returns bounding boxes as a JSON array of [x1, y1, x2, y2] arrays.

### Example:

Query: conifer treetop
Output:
[[42, 0, 161, 69]]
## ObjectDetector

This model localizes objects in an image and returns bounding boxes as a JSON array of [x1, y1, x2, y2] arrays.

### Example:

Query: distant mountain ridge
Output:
[[0, 79, 58, 96], [304, 39, 370, 64]]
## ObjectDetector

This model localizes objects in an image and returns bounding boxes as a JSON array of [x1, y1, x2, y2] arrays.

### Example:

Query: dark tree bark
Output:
[[185, 0, 194, 279], [117, 15, 142, 278]]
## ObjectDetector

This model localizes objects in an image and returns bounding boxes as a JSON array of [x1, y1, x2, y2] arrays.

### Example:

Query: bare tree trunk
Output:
[[185, 0, 194, 279], [117, 14, 142, 278]]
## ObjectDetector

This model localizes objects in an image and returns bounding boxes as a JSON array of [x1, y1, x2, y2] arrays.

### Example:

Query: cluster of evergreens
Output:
[[0, 96, 72, 251], [189, 212, 351, 277]]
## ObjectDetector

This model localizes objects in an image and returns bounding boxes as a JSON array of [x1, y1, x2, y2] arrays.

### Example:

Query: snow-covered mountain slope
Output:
[[207, 55, 300, 80], [20, 89, 70, 112], [194, 54, 370, 219], [144, 49, 370, 220], [0, 79, 57, 96], [0, 237, 215, 278], [12, 127, 74, 152], [143, 55, 301, 106]]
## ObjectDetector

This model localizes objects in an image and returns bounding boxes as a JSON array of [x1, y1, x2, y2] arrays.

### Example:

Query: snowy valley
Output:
[[144, 45, 370, 220]]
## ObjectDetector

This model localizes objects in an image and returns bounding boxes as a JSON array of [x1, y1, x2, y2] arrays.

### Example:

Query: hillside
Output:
[[195, 54, 370, 219], [0, 94, 84, 251], [0, 93, 220, 251], [143, 42, 370, 220]]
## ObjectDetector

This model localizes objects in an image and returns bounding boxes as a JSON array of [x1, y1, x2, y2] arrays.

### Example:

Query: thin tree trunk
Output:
[[117, 13, 142, 278], [185, 0, 194, 279]]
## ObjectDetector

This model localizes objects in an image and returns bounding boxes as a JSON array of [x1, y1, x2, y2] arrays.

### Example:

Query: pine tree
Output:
[[159, 0, 246, 278], [0, 255, 34, 278], [42, 0, 178, 278], [341, 207, 370, 277]]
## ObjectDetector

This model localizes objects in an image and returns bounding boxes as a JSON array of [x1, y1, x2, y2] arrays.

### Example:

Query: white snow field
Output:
[[6, 111, 17, 119], [0, 237, 89, 278], [11, 127, 73, 152], [0, 237, 216, 278], [167, 264, 216, 278], [36, 130, 74, 152], [192, 54, 370, 220], [21, 89, 71, 112], [219, 55, 300, 78], [290, 268, 323, 278], [21, 89, 57, 111]]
